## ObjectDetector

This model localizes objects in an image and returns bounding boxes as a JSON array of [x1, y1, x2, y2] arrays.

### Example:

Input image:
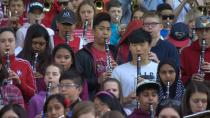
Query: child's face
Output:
[[47, 98, 65, 118], [160, 10, 174, 29], [108, 7, 122, 23], [189, 92, 208, 113], [32, 36, 47, 54], [132, 10, 144, 21], [9, 0, 24, 16], [54, 48, 73, 71], [137, 89, 158, 112], [44, 65, 61, 93], [158, 107, 180, 118], [57, 22, 75, 36], [59, 79, 81, 102], [79, 4, 94, 24], [28, 10, 44, 24], [70, 0, 84, 12], [93, 21, 111, 45], [143, 17, 163, 39], [129, 42, 150, 59], [0, 31, 16, 56], [103, 81, 120, 98], [159, 64, 176, 86]]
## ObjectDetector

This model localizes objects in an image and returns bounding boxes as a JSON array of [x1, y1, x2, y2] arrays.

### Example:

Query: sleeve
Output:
[[180, 50, 191, 86], [168, 43, 180, 66], [16, 29, 24, 48], [112, 67, 121, 81], [18, 63, 36, 102], [28, 97, 39, 118]]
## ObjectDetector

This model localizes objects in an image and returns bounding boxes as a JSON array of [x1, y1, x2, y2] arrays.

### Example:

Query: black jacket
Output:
[[75, 43, 118, 99]]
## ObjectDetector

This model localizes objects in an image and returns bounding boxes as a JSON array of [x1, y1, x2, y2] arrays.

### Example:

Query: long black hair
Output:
[[18, 24, 52, 73], [0, 104, 27, 118]]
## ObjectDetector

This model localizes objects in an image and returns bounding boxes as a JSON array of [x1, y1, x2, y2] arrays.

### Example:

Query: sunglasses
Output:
[[162, 15, 175, 20]]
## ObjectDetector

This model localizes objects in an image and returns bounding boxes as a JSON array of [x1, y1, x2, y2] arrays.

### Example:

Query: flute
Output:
[[104, 38, 112, 73]]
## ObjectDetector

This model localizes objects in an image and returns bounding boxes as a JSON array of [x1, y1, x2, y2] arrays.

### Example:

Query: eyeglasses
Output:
[[143, 22, 160, 27], [162, 15, 175, 20], [58, 83, 80, 89]]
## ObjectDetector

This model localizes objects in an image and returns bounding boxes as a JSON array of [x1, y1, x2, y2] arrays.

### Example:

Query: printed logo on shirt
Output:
[[16, 70, 22, 77], [140, 72, 155, 80]]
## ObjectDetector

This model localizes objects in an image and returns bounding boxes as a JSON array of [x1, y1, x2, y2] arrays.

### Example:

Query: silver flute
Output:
[[32, 53, 38, 72], [65, 32, 70, 44], [5, 51, 12, 85], [149, 103, 155, 118], [82, 19, 88, 40], [166, 81, 170, 99], [46, 82, 52, 98], [198, 39, 206, 78], [104, 39, 112, 73]]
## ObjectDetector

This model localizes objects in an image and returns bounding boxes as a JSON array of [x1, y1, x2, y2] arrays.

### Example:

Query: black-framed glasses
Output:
[[162, 15, 175, 20], [58, 83, 80, 89], [143, 22, 161, 27]]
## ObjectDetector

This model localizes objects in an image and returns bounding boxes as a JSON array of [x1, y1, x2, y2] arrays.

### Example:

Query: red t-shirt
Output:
[[91, 46, 107, 78], [54, 33, 80, 53], [73, 28, 94, 42]]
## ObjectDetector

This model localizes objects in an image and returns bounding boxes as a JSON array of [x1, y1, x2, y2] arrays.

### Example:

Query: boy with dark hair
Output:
[[106, 0, 123, 46], [59, 70, 83, 113], [112, 28, 158, 111], [157, 3, 175, 39], [129, 79, 160, 118], [54, 9, 81, 52], [0, 0, 27, 31], [75, 12, 118, 99]]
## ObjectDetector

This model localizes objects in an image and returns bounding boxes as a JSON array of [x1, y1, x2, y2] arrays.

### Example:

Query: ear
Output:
[[77, 86, 83, 94]]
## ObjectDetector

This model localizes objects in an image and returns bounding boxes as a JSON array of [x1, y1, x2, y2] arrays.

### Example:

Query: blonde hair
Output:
[[185, 8, 202, 24]]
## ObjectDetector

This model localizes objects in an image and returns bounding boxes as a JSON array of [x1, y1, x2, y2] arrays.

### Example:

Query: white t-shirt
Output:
[[112, 61, 158, 97]]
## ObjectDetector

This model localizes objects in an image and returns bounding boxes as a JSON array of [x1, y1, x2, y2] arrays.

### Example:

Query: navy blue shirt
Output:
[[151, 39, 180, 66]]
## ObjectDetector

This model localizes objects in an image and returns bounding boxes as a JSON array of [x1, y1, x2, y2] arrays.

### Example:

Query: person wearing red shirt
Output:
[[181, 16, 210, 86], [0, 0, 27, 31], [54, 9, 81, 53], [0, 27, 36, 105], [41, 0, 61, 27]]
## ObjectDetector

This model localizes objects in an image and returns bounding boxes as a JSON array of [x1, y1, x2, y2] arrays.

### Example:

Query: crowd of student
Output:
[[0, 0, 210, 118]]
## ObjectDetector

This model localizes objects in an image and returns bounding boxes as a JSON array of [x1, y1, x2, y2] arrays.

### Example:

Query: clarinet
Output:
[[5, 51, 12, 85], [149, 103, 155, 118], [0, 88, 4, 109], [32, 53, 38, 72], [137, 55, 141, 80], [65, 32, 70, 44], [198, 39, 206, 78], [82, 19, 88, 40], [46, 82, 52, 98], [166, 82, 170, 99], [104, 39, 112, 73]]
